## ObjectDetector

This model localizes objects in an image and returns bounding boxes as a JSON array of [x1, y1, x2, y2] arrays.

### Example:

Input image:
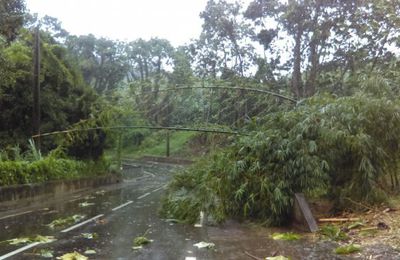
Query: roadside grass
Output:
[[121, 131, 195, 158]]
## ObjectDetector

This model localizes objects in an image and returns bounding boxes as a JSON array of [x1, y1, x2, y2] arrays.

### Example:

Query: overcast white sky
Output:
[[25, 0, 251, 47]]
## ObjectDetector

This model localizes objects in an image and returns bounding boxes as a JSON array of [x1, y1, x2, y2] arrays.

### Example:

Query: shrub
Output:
[[0, 151, 109, 186]]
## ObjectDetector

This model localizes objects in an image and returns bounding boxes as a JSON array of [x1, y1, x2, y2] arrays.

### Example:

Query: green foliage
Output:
[[47, 215, 85, 229], [133, 236, 151, 247], [0, 0, 25, 42], [271, 232, 301, 241], [163, 93, 400, 225], [319, 225, 348, 241], [0, 28, 100, 150], [334, 244, 361, 255], [160, 158, 227, 224], [5, 235, 56, 245], [27, 139, 42, 161], [62, 98, 140, 160], [0, 142, 110, 186], [128, 131, 195, 158], [0, 157, 83, 186]]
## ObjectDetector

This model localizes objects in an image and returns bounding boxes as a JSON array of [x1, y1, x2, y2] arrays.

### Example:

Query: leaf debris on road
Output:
[[193, 241, 215, 249], [57, 251, 88, 260], [47, 215, 85, 229]]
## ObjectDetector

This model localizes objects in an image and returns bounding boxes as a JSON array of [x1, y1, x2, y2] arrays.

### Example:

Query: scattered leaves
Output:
[[271, 232, 301, 241], [84, 249, 96, 255], [334, 244, 361, 255], [266, 256, 290, 260], [319, 225, 348, 241], [95, 190, 106, 195], [47, 215, 85, 229], [6, 237, 30, 245], [6, 235, 56, 245], [193, 241, 215, 249], [36, 249, 54, 258], [78, 202, 95, 208], [81, 233, 98, 239], [57, 251, 88, 260], [133, 236, 152, 247]]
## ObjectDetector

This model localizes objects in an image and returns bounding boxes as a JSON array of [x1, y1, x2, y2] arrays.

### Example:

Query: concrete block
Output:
[[293, 193, 318, 232]]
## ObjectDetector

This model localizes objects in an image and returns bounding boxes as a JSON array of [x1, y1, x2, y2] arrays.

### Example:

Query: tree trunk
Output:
[[139, 59, 144, 81], [292, 26, 303, 98], [305, 35, 318, 97], [144, 59, 149, 80], [305, 1, 321, 97]]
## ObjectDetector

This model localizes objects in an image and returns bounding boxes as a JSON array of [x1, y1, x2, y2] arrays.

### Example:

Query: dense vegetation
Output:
[[0, 140, 111, 185], [162, 90, 400, 225], [2, 0, 400, 225]]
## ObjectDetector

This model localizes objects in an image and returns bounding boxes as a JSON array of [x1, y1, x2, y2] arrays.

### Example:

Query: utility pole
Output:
[[32, 25, 41, 148]]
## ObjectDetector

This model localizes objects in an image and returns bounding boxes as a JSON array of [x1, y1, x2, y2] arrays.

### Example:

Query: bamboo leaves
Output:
[[163, 93, 400, 225]]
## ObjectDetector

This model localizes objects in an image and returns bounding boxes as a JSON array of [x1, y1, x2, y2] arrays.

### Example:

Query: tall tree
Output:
[[245, 0, 400, 97], [0, 0, 25, 42], [66, 35, 128, 94], [170, 46, 194, 86], [196, 0, 255, 79], [0, 29, 98, 147], [125, 38, 151, 83]]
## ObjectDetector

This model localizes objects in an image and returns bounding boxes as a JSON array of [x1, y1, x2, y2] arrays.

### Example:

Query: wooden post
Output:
[[32, 25, 41, 148], [166, 131, 170, 157]]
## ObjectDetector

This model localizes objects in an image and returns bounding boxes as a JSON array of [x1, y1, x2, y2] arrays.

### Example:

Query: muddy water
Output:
[[0, 161, 399, 259]]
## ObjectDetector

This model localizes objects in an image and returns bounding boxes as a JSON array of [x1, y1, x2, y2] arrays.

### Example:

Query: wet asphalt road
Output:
[[0, 161, 212, 260], [1, 161, 400, 260]]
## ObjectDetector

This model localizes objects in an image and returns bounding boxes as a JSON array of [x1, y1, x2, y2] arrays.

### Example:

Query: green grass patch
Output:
[[123, 131, 195, 158]]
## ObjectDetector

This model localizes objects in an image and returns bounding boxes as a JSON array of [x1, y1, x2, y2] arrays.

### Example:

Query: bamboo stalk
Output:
[[32, 125, 245, 139], [318, 218, 361, 222], [358, 227, 378, 232], [140, 85, 298, 103]]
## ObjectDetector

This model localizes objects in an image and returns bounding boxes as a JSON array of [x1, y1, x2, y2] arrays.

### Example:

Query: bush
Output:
[[0, 148, 110, 186], [162, 93, 400, 225]]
